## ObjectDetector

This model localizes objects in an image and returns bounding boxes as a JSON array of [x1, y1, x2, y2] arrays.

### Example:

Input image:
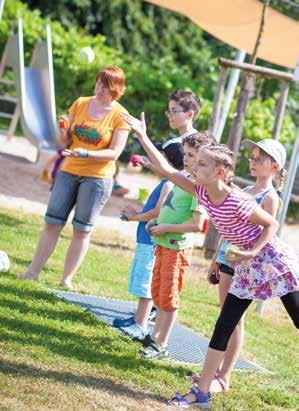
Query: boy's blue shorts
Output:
[[128, 243, 155, 298]]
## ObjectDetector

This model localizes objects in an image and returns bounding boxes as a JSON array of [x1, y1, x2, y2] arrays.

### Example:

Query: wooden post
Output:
[[227, 0, 270, 155], [272, 81, 290, 141], [204, 0, 272, 263], [227, 72, 254, 154], [204, 223, 220, 259], [256, 300, 266, 315], [219, 58, 293, 81], [0, 42, 7, 78], [6, 104, 20, 138], [208, 66, 227, 135]]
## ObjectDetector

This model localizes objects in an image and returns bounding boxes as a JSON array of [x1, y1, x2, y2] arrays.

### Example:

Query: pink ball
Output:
[[130, 154, 143, 166]]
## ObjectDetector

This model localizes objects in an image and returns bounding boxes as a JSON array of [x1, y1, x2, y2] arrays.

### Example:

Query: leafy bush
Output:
[[2, 1, 297, 143], [0, 0, 121, 114]]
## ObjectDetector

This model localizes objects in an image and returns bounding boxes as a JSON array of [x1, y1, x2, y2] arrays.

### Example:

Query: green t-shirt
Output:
[[153, 185, 200, 250]]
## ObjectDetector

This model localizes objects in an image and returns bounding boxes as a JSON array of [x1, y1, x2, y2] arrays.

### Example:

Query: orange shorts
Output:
[[151, 245, 193, 310]]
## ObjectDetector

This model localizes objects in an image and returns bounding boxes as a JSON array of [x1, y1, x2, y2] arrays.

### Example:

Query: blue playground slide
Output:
[[6, 19, 60, 151]]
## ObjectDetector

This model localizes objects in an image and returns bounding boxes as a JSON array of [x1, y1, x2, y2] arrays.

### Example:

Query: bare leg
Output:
[[155, 308, 178, 347], [216, 273, 245, 390], [18, 223, 63, 280], [60, 228, 91, 288], [151, 308, 163, 341], [135, 298, 153, 330], [181, 348, 226, 404], [179, 295, 251, 404]]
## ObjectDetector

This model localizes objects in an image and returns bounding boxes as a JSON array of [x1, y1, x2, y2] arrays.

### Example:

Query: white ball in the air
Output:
[[0, 250, 10, 272], [79, 47, 95, 64]]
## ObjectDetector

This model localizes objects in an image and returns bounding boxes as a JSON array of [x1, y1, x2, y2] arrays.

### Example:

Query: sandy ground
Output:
[[0, 135, 162, 238]]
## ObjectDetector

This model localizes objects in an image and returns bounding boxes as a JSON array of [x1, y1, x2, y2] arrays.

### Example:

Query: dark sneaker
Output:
[[135, 333, 155, 347], [113, 316, 135, 328], [148, 307, 157, 323]]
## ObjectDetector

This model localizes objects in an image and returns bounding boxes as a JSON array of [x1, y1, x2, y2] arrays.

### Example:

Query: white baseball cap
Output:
[[243, 139, 287, 169]]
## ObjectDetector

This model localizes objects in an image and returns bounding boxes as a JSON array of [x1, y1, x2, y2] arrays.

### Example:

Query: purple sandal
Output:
[[168, 386, 211, 408]]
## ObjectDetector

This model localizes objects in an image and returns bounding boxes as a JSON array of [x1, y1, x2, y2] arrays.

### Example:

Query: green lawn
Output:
[[0, 207, 298, 410]]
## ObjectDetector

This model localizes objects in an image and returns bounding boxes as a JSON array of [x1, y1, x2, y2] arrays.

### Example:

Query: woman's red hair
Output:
[[96, 65, 126, 100]]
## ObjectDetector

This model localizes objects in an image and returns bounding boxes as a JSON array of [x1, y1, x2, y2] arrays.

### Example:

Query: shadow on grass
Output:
[[0, 286, 97, 326], [0, 359, 166, 404], [89, 239, 134, 253], [0, 313, 185, 376], [0, 211, 25, 227], [0, 280, 189, 379], [9, 256, 33, 266], [59, 231, 134, 252]]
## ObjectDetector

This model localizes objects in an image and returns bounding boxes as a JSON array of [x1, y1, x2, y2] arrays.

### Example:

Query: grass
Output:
[[0, 118, 23, 136], [0, 207, 298, 410]]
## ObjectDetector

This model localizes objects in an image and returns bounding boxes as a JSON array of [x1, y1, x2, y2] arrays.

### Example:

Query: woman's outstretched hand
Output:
[[121, 112, 147, 138]]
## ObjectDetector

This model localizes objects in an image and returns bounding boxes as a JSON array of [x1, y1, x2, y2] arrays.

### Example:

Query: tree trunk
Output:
[[227, 0, 270, 154], [204, 0, 270, 257]]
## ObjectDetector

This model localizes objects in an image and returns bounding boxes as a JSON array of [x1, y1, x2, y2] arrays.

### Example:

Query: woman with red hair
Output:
[[19, 66, 130, 288]]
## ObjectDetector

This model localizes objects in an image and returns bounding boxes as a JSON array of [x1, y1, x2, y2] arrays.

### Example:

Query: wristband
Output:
[[80, 150, 89, 158]]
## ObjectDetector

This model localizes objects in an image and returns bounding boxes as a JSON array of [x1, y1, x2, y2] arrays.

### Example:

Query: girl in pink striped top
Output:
[[121, 112, 298, 409]]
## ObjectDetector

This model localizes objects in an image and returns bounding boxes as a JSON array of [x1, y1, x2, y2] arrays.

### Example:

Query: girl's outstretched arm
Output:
[[121, 112, 196, 195]]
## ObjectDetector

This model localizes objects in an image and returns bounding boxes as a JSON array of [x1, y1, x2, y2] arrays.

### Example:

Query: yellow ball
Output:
[[225, 245, 241, 261], [79, 47, 95, 64]]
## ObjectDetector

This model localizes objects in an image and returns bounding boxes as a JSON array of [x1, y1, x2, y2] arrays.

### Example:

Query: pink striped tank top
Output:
[[196, 185, 262, 247]]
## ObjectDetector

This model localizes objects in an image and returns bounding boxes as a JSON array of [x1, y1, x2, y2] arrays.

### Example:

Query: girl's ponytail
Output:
[[225, 170, 234, 187], [277, 168, 287, 211]]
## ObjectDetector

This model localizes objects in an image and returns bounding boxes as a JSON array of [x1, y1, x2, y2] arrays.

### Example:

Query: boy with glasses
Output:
[[121, 90, 212, 359]]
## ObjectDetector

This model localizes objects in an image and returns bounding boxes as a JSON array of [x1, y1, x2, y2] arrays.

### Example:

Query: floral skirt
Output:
[[230, 237, 299, 300]]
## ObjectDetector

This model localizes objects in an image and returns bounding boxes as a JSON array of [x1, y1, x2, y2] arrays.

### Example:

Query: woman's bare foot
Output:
[[60, 279, 74, 290], [17, 271, 39, 280]]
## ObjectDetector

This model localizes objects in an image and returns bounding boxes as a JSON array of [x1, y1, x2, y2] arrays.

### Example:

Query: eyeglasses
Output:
[[165, 108, 187, 117], [248, 155, 265, 165]]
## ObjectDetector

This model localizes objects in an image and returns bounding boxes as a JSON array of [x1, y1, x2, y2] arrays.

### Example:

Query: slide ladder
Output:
[[0, 18, 60, 154]]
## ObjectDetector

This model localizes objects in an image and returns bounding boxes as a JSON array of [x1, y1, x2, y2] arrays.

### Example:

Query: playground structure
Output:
[[204, 56, 299, 314], [204, 57, 299, 256], [0, 18, 60, 157]]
